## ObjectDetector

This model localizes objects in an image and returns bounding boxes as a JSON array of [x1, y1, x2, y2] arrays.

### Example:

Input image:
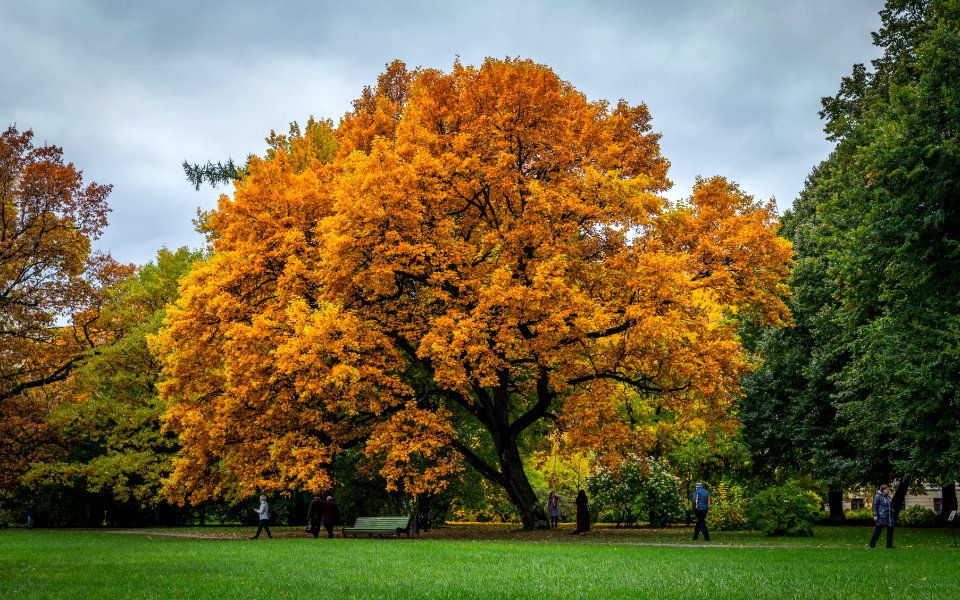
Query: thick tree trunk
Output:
[[293, 493, 306, 526], [446, 368, 555, 529], [498, 440, 550, 529], [827, 489, 845, 522], [942, 483, 957, 518], [416, 492, 433, 531], [452, 429, 550, 529], [892, 477, 912, 522]]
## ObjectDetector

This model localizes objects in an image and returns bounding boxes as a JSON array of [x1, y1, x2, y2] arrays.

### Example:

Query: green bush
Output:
[[708, 481, 748, 531], [587, 460, 646, 526], [830, 507, 874, 525], [639, 460, 685, 527], [843, 508, 873, 520], [586, 457, 685, 527], [898, 505, 939, 527], [746, 481, 821, 537]]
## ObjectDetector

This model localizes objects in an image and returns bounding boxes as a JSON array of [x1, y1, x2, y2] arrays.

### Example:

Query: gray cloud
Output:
[[2, 0, 885, 265]]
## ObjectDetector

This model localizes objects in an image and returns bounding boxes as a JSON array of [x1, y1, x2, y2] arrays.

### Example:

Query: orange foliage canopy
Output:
[[154, 59, 791, 523]]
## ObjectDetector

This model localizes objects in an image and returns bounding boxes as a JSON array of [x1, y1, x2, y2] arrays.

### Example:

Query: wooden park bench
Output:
[[342, 515, 414, 538]]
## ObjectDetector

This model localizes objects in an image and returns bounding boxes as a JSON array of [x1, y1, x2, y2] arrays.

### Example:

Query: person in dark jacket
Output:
[[692, 482, 711, 541], [321, 496, 340, 538], [868, 484, 895, 548], [306, 494, 324, 538], [570, 489, 590, 534]]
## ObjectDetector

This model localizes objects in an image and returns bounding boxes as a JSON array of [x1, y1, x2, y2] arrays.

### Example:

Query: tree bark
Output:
[[447, 370, 553, 529], [293, 492, 306, 526], [827, 489, 846, 522], [892, 477, 912, 521], [496, 438, 550, 529], [416, 492, 433, 531]]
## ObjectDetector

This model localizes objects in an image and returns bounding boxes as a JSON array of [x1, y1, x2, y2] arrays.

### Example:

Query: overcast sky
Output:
[[2, 0, 885, 266]]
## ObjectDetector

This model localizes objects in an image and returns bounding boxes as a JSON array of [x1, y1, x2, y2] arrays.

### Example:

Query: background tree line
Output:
[[3, 0, 958, 530], [741, 0, 960, 520]]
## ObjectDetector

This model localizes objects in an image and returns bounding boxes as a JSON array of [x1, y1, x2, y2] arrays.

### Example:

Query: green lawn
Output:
[[2, 526, 958, 599]]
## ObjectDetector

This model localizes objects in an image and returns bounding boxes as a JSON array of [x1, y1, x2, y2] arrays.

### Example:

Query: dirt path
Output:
[[99, 525, 823, 548]]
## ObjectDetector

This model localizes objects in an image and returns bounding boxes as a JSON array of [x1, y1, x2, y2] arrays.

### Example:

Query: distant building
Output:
[[846, 484, 949, 513]]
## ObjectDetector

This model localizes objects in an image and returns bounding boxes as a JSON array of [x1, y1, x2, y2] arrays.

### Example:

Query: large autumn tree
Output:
[[0, 125, 131, 488], [155, 59, 791, 527]]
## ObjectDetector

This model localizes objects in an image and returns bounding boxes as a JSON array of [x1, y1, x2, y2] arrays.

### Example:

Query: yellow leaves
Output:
[[364, 402, 460, 495], [662, 176, 793, 328], [153, 58, 794, 507], [275, 301, 410, 417]]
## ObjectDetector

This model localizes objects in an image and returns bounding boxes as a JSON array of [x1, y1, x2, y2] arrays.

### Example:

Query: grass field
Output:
[[2, 525, 959, 599]]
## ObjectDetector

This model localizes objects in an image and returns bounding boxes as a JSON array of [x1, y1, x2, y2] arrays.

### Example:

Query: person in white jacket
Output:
[[251, 495, 273, 539]]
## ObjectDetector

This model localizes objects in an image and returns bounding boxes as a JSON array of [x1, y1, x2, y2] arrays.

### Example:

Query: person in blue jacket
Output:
[[692, 482, 711, 541], [868, 484, 895, 548]]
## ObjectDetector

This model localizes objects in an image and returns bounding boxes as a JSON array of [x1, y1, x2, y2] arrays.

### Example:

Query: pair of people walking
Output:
[[307, 494, 340, 538]]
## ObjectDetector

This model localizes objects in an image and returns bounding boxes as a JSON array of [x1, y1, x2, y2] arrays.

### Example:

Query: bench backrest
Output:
[[350, 516, 411, 529]]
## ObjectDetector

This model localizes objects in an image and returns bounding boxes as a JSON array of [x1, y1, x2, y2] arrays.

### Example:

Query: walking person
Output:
[[548, 492, 560, 529], [868, 484, 895, 548], [570, 489, 590, 534], [251, 494, 273, 539], [692, 482, 711, 541], [321, 495, 340, 539], [307, 494, 323, 538], [27, 500, 36, 529]]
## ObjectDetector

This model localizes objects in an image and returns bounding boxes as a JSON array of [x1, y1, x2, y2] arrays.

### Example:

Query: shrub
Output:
[[587, 460, 646, 526], [586, 457, 685, 527], [829, 507, 874, 525], [638, 460, 685, 527], [843, 508, 873, 520], [746, 481, 820, 537], [708, 480, 748, 531], [898, 505, 939, 527]]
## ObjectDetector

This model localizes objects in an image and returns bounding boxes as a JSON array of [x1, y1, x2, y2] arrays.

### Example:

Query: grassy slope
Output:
[[1, 527, 958, 599]]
